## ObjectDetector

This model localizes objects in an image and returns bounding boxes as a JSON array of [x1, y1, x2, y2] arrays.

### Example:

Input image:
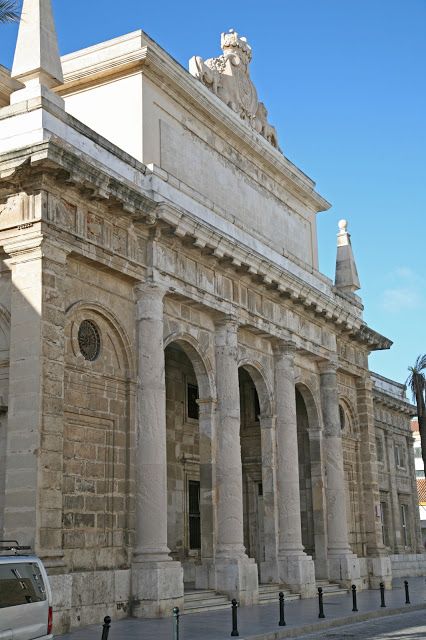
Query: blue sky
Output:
[[1, 0, 425, 387]]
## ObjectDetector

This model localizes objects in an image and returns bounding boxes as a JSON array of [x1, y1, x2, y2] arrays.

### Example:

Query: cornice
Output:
[[373, 388, 416, 416], [0, 138, 390, 353]]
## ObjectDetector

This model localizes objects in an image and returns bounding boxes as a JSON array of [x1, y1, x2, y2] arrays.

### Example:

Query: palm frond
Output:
[[0, 0, 20, 24], [407, 354, 426, 415]]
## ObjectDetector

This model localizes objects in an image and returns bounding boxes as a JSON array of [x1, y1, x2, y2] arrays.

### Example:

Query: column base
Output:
[[278, 553, 316, 598], [328, 551, 361, 588], [259, 559, 279, 584], [367, 555, 392, 589], [214, 555, 259, 605], [131, 560, 183, 617]]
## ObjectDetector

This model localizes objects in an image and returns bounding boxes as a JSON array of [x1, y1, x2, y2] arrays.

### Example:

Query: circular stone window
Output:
[[78, 320, 101, 361]]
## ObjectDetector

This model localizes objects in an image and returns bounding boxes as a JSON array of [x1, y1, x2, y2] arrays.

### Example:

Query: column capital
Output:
[[272, 338, 297, 359], [4, 237, 69, 266], [135, 280, 169, 300], [318, 358, 339, 375], [355, 375, 374, 392], [214, 313, 239, 332]]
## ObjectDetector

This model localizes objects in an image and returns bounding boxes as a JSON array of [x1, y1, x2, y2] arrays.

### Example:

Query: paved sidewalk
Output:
[[56, 577, 426, 639]]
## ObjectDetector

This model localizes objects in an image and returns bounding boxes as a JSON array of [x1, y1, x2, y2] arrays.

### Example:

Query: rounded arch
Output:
[[66, 300, 135, 379], [164, 331, 216, 401], [295, 382, 322, 431], [339, 396, 359, 435], [237, 358, 273, 417]]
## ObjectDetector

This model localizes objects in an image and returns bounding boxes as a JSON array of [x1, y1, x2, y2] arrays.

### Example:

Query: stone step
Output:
[[316, 581, 349, 596], [258, 583, 301, 603], [184, 589, 231, 614]]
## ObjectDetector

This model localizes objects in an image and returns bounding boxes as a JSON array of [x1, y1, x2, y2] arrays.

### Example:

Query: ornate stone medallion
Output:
[[78, 319, 101, 361]]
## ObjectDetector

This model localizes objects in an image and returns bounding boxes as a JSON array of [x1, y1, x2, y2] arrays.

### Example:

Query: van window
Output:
[[0, 562, 46, 608]]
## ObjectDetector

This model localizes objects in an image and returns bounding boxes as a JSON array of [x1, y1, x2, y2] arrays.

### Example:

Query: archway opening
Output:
[[238, 367, 265, 570], [165, 340, 213, 587], [296, 389, 315, 557]]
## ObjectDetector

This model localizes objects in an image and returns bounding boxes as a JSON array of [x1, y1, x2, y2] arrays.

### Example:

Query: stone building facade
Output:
[[0, 1, 423, 633]]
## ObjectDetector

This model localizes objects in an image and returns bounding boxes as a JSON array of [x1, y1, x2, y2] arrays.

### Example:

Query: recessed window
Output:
[[339, 405, 346, 430], [400, 504, 409, 547], [380, 501, 388, 546], [376, 437, 384, 462], [78, 320, 101, 361], [187, 383, 199, 420], [188, 480, 201, 550]]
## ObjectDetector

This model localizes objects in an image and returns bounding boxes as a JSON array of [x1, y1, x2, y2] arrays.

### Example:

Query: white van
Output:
[[0, 542, 53, 640]]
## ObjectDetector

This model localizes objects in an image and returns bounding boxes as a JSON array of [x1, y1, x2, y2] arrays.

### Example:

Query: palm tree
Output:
[[407, 354, 426, 472], [0, 0, 20, 24]]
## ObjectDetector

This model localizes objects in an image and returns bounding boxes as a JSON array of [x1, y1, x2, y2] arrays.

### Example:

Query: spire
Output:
[[10, 0, 64, 106], [334, 219, 361, 293]]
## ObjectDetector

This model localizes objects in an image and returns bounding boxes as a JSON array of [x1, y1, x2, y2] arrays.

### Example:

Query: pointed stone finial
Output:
[[335, 219, 361, 293], [10, 0, 64, 107]]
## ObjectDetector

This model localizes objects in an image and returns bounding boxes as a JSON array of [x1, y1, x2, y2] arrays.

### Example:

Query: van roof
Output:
[[0, 555, 41, 564]]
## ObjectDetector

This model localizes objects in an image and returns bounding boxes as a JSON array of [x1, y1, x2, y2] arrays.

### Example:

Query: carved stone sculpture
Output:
[[189, 30, 280, 150]]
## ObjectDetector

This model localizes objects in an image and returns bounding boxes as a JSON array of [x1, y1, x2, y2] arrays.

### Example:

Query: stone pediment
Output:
[[189, 30, 280, 150]]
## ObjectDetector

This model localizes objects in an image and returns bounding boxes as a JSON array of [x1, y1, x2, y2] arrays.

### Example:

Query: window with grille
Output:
[[187, 383, 199, 420], [380, 502, 388, 546], [401, 504, 409, 547], [376, 437, 384, 462], [188, 480, 201, 550]]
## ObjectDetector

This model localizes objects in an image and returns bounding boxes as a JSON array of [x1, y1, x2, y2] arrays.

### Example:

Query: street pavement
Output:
[[56, 577, 426, 639], [297, 609, 426, 639]]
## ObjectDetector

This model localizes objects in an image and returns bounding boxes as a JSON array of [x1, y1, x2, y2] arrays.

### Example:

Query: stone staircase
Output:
[[316, 579, 350, 596], [184, 589, 231, 614], [258, 583, 301, 604]]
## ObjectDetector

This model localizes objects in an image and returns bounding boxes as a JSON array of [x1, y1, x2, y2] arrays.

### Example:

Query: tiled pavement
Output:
[[56, 577, 426, 639]]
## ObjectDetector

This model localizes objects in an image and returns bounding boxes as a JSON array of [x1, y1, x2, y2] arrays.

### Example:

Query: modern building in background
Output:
[[411, 419, 426, 545], [0, 0, 424, 633]]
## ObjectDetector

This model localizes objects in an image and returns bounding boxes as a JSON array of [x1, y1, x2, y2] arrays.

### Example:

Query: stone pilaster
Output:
[[319, 361, 361, 587], [214, 317, 258, 605], [274, 341, 316, 597], [356, 376, 392, 587], [132, 282, 183, 617], [385, 433, 404, 553], [259, 414, 279, 583], [307, 427, 329, 580], [3, 237, 67, 573], [195, 398, 217, 589]]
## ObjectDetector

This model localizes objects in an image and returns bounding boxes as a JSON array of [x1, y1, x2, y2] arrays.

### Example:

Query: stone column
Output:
[[214, 317, 258, 605], [274, 341, 316, 597], [3, 237, 67, 572], [319, 361, 361, 587], [132, 282, 183, 617], [259, 414, 279, 583], [195, 398, 217, 589], [356, 377, 392, 587]]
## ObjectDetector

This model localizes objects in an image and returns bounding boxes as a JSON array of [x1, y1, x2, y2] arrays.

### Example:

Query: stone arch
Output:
[[238, 358, 273, 417], [295, 382, 322, 431], [339, 396, 358, 435], [0, 304, 10, 364], [164, 331, 216, 401], [338, 395, 364, 556], [63, 300, 133, 571], [295, 381, 328, 578], [66, 300, 135, 379]]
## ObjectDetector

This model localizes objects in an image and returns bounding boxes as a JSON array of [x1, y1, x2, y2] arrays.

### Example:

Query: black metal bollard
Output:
[[404, 580, 410, 605], [351, 585, 358, 612], [173, 607, 180, 640], [380, 582, 386, 608], [278, 591, 286, 626], [318, 587, 325, 619], [231, 599, 239, 637], [101, 616, 111, 640]]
